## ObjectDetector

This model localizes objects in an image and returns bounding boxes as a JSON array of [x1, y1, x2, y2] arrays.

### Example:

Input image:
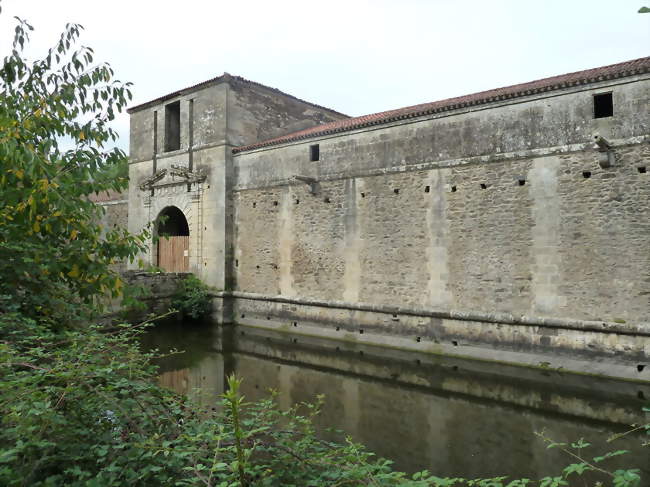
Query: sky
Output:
[[1, 0, 648, 151]]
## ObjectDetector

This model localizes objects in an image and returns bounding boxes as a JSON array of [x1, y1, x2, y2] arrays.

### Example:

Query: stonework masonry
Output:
[[122, 59, 650, 380]]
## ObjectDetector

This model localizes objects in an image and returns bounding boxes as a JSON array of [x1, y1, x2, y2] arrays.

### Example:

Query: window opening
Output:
[[593, 93, 613, 119], [164, 101, 181, 152], [310, 144, 320, 162]]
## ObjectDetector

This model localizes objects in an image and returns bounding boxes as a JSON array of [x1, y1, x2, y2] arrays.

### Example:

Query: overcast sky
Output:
[[1, 0, 648, 151]]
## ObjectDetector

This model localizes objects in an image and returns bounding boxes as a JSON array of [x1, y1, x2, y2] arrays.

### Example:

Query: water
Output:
[[140, 319, 650, 481]]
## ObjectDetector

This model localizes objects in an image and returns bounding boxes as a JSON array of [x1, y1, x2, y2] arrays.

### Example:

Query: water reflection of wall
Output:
[[158, 354, 225, 406], [234, 353, 649, 480], [145, 322, 649, 481]]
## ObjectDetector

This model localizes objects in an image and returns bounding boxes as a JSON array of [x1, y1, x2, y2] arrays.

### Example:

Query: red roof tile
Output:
[[232, 56, 650, 154]]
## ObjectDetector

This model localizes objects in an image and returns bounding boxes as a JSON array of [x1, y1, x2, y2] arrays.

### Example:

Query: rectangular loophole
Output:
[[582, 171, 592, 179], [451, 185, 457, 193], [480, 183, 487, 189], [424, 186, 430, 193], [518, 179, 526, 186], [638, 166, 647, 174], [310, 144, 320, 162], [593, 92, 613, 119], [393, 188, 399, 194]]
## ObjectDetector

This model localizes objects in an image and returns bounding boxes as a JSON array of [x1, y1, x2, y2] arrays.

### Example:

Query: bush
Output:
[[172, 275, 214, 320], [1, 314, 645, 486]]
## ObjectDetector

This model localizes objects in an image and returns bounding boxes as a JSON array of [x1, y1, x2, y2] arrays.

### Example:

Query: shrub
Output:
[[172, 275, 214, 320]]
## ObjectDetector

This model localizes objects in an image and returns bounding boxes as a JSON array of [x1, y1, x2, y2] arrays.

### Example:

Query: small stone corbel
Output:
[[292, 175, 320, 195], [593, 135, 616, 169]]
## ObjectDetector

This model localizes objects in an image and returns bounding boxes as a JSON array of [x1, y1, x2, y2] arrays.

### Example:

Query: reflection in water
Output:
[[140, 320, 650, 480]]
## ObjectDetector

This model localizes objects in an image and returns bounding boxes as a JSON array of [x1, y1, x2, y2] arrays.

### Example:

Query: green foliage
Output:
[[1, 306, 647, 486], [172, 275, 214, 320], [0, 15, 147, 324]]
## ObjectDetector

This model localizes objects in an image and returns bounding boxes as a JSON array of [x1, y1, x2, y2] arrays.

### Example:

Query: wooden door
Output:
[[158, 236, 189, 272]]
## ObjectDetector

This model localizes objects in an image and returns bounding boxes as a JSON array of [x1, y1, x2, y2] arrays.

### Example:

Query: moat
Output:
[[141, 320, 650, 480]]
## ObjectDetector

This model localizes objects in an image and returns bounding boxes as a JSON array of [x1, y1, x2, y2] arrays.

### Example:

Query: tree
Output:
[[0, 14, 146, 323]]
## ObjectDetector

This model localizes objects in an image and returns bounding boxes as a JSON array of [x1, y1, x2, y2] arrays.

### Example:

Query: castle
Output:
[[107, 57, 650, 378]]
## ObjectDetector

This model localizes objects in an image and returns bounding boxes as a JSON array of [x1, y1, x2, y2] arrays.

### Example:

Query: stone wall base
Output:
[[211, 292, 650, 382]]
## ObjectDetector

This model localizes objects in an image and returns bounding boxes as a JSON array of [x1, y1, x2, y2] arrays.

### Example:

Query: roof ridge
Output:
[[232, 56, 650, 154], [127, 74, 349, 117]]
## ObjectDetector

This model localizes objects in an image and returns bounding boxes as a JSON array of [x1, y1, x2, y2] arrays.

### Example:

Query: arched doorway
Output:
[[156, 206, 189, 272]]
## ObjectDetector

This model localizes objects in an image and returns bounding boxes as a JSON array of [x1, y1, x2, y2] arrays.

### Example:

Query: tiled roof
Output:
[[127, 73, 348, 117], [232, 56, 650, 154]]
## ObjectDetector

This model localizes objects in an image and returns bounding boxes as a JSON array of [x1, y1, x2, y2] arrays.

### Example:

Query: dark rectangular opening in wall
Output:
[[582, 171, 592, 179], [424, 186, 430, 193], [164, 101, 181, 152], [310, 144, 320, 162], [593, 92, 613, 119], [638, 166, 647, 174]]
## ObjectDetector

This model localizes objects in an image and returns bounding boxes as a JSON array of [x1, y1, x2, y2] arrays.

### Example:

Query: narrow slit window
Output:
[[310, 144, 320, 162], [164, 101, 181, 152], [593, 93, 613, 119]]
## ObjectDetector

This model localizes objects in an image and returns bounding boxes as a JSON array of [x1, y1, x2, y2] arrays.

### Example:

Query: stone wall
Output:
[[230, 74, 650, 373], [125, 64, 650, 376], [90, 190, 129, 273], [127, 76, 347, 290], [233, 145, 650, 324]]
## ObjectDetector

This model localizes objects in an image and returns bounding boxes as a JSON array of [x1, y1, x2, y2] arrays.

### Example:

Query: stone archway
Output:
[[156, 206, 190, 272]]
